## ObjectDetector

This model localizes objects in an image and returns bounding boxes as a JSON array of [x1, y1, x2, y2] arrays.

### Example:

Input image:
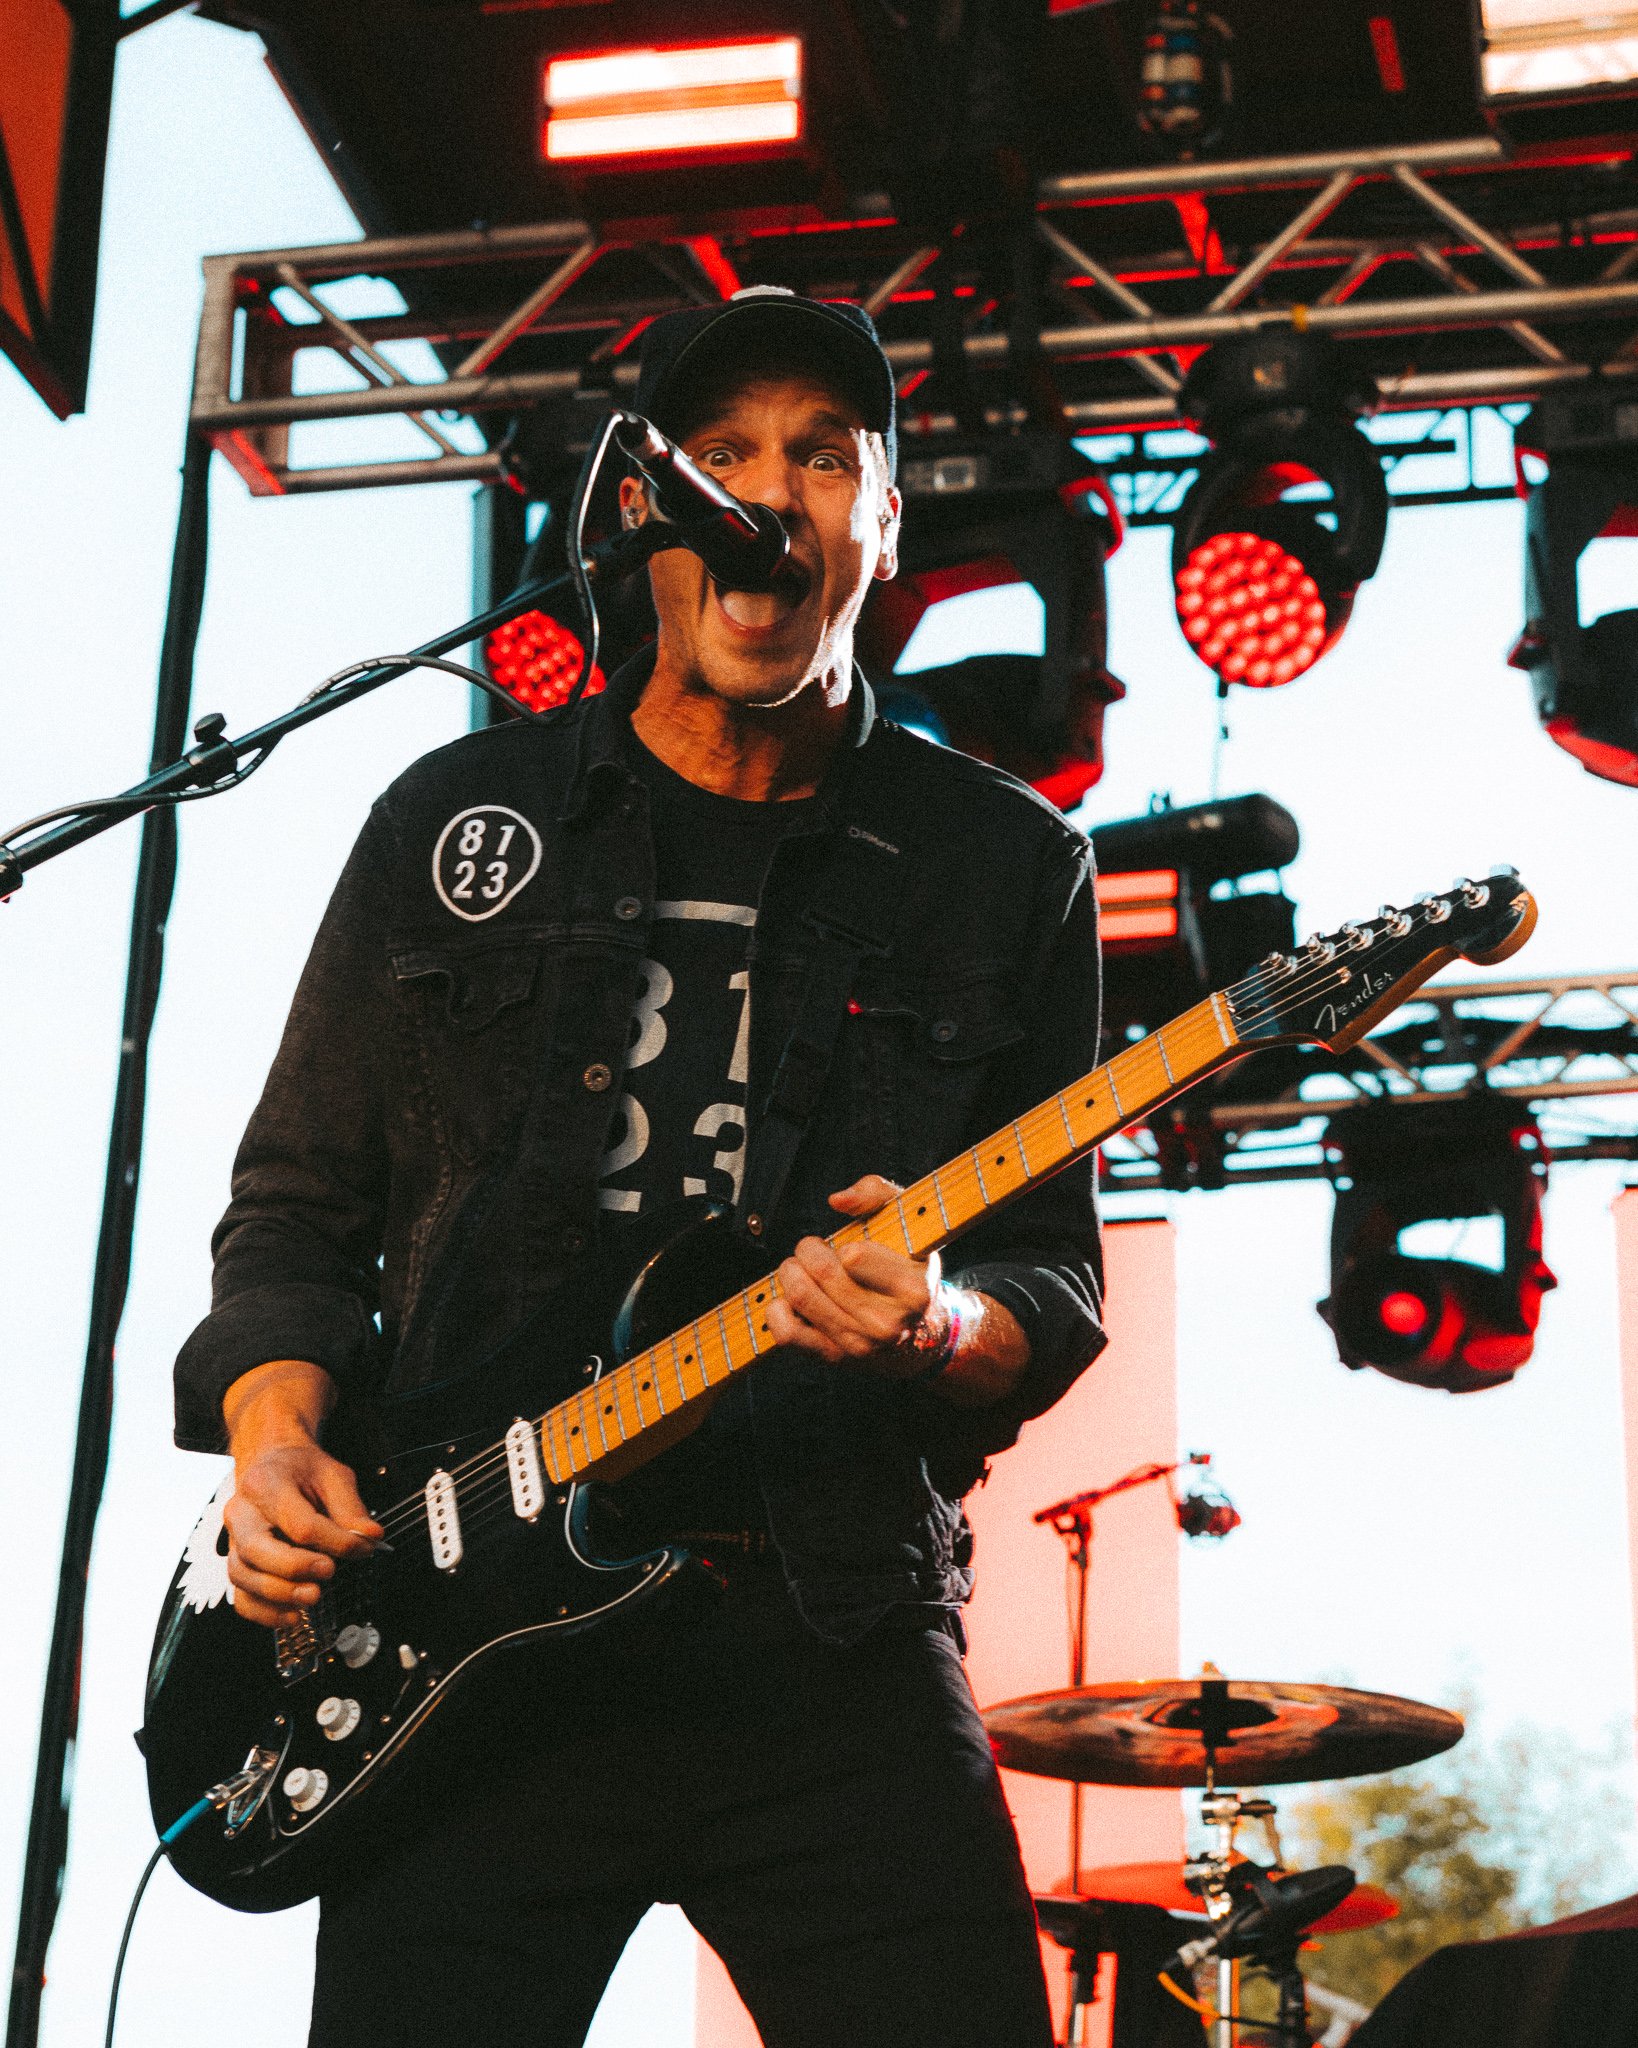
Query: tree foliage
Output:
[[1283, 1773, 1521, 2010], [1280, 1715, 1638, 2013]]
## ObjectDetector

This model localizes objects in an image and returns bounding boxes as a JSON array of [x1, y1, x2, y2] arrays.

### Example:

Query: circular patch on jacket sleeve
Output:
[[432, 805, 544, 921]]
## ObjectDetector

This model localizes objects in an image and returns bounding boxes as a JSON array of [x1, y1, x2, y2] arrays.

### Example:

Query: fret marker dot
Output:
[[604, 1403, 613, 1414], [570, 1425, 581, 1436], [641, 1381, 650, 1392], [684, 1353, 693, 1364]]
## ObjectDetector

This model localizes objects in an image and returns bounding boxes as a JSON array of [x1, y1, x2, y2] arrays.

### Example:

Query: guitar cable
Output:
[[104, 1763, 267, 2048]]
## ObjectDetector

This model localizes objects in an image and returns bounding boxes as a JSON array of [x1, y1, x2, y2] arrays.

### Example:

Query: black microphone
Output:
[[612, 411, 792, 593], [1166, 1865, 1357, 1973]]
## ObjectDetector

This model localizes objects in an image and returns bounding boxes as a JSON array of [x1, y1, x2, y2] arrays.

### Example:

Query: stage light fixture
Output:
[[1510, 390, 1638, 789], [1171, 334, 1389, 690], [542, 38, 804, 164], [1477, 2, 1638, 104], [1088, 793, 1299, 1046], [483, 609, 605, 714], [857, 432, 1124, 809], [1320, 1101, 1557, 1394]]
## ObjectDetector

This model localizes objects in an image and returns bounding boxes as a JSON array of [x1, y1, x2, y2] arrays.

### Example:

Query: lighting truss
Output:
[[1082, 405, 1534, 527], [190, 133, 1638, 496], [1101, 968, 1638, 1193]]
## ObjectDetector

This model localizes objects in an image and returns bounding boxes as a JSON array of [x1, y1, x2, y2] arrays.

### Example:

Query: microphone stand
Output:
[[3, 432, 659, 2048], [1035, 1458, 1200, 1892], [0, 529, 661, 900]]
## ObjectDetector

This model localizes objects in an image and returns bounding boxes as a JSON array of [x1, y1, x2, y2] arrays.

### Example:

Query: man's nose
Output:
[[733, 454, 801, 518]]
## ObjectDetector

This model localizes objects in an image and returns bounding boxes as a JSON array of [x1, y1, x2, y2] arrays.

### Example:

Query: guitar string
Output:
[[364, 1010, 1243, 1550], [360, 933, 1411, 1550], [356, 890, 1502, 1551], [359, 908, 1456, 1550]]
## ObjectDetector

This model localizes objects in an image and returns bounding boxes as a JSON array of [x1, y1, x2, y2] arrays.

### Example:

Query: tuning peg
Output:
[[1339, 921, 1372, 951], [1300, 935, 1337, 963], [1417, 892, 1453, 923], [1378, 904, 1412, 937], [1459, 879, 1490, 909], [1258, 951, 1295, 977], [1488, 863, 1520, 881]]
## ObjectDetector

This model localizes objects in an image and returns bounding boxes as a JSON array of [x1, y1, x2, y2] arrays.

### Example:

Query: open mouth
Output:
[[713, 557, 814, 632]]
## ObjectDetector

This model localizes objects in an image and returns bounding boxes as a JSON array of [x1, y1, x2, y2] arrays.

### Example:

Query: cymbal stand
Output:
[[1184, 1788, 1310, 2048]]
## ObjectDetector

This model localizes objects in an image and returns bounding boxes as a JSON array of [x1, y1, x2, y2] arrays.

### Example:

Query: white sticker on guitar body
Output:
[[177, 1472, 238, 1612], [433, 805, 543, 922]]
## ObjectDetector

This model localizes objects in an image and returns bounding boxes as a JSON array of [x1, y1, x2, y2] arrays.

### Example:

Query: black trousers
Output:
[[309, 1584, 1053, 2048]]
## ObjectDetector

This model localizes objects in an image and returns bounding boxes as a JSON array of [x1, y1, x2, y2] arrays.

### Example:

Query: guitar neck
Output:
[[533, 991, 1243, 1487]]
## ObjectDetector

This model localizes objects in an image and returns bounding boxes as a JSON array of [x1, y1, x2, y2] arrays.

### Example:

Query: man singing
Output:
[[175, 286, 1105, 2046]]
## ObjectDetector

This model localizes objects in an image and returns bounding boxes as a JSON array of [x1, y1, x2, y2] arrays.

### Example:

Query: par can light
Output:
[[484, 609, 605, 714], [1171, 334, 1388, 690]]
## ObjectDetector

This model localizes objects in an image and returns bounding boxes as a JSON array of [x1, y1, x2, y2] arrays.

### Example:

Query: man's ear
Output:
[[873, 483, 903, 583], [617, 474, 649, 531]]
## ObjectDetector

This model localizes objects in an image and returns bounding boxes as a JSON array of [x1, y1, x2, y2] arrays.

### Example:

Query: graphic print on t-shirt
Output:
[[597, 897, 758, 1219]]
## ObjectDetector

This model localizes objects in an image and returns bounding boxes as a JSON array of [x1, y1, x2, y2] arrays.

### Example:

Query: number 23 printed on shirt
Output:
[[432, 805, 544, 922]]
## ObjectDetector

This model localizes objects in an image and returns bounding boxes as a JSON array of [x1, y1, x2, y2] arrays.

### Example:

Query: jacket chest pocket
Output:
[[847, 970, 1026, 1180], [390, 941, 545, 1159]]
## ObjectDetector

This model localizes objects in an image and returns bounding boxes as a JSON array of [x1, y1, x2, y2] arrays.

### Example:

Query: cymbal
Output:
[[1043, 1863, 1399, 1935], [983, 1676, 1462, 1787]]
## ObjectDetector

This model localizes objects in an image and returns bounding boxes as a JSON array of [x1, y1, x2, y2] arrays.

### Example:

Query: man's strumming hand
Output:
[[221, 1359, 385, 1629], [765, 1175, 1030, 1407]]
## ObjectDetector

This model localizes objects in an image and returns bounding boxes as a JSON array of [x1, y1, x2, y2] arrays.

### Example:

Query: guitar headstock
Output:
[[1227, 869, 1537, 1052]]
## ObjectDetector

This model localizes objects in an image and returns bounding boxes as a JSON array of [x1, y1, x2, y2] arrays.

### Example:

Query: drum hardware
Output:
[[993, 1671, 1451, 2047]]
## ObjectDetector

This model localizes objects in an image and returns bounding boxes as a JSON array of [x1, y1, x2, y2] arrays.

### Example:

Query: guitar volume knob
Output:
[[316, 1696, 362, 1741], [334, 1623, 380, 1670], [283, 1766, 329, 1813]]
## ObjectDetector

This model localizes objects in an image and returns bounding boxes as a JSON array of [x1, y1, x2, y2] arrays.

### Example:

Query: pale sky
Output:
[[2, 16, 1636, 2046]]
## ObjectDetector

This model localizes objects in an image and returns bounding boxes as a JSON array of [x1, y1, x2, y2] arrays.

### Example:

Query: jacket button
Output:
[[614, 896, 643, 920], [583, 1063, 613, 1092], [746, 1213, 764, 1237], [931, 1020, 958, 1043]]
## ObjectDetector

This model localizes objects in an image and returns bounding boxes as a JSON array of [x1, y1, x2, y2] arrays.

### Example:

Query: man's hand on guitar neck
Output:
[[221, 1359, 385, 1629], [766, 1174, 1032, 1408]]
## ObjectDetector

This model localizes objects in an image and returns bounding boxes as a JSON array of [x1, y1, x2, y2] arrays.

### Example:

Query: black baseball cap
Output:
[[633, 286, 898, 476]]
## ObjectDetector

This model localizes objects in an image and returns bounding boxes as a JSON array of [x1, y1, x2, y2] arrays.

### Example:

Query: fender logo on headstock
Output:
[[1314, 967, 1396, 1041]]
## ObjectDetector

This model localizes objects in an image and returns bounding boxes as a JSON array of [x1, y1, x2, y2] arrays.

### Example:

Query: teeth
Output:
[[719, 581, 802, 629]]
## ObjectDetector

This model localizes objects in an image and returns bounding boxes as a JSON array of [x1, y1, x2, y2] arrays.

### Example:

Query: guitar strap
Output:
[[736, 820, 897, 1246]]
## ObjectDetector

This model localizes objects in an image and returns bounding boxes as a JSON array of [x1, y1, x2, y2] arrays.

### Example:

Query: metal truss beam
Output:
[[1101, 970, 1638, 1194], [189, 132, 1638, 497]]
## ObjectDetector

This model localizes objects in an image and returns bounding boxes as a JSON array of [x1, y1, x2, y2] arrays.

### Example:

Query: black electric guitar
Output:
[[140, 871, 1536, 1910]]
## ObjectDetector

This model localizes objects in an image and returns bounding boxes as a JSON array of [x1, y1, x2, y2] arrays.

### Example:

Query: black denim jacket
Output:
[[175, 660, 1106, 1639]]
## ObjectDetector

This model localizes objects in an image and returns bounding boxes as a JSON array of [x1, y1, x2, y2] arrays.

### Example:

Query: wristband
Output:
[[900, 1287, 963, 1386]]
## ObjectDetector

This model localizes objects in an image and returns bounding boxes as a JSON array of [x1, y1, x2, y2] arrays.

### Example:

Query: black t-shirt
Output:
[[598, 734, 818, 1229], [596, 731, 818, 1543]]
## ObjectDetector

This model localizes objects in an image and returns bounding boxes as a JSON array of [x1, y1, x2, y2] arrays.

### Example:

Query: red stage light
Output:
[[1377, 1290, 1430, 1337], [543, 39, 804, 163], [1174, 531, 1330, 687], [483, 611, 606, 714]]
